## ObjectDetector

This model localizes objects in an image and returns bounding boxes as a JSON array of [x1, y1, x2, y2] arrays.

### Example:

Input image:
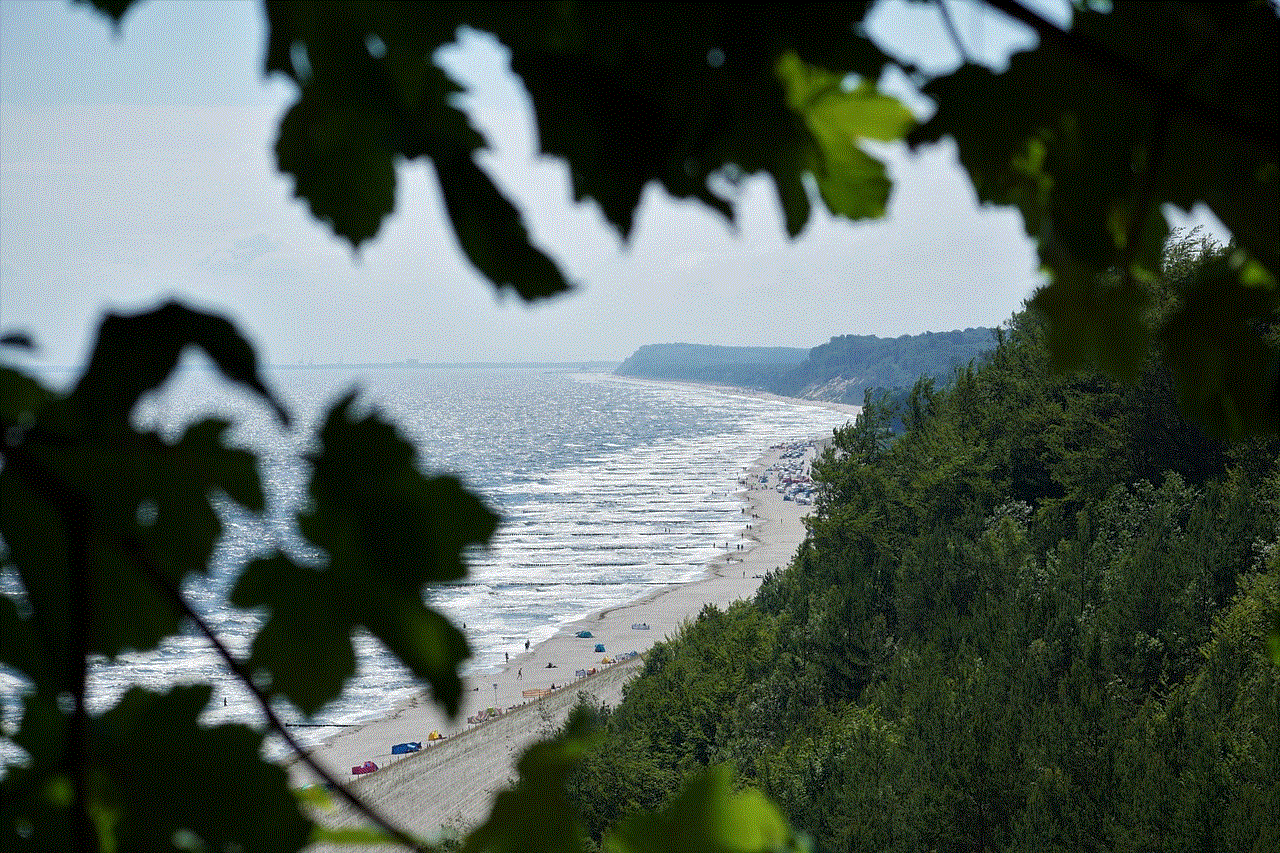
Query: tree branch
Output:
[[128, 543, 435, 853], [937, 0, 974, 66], [982, 0, 1277, 149], [4, 439, 434, 853], [66, 501, 96, 853]]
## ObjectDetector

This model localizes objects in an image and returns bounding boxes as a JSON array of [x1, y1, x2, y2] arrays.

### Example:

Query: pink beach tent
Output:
[[351, 760, 378, 775]]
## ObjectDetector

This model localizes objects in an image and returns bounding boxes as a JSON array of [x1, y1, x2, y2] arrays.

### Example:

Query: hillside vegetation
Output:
[[615, 328, 995, 403], [569, 243, 1280, 852]]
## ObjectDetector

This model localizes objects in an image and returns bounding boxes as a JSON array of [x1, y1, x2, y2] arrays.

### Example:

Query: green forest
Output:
[[3, 2, 1276, 850], [566, 238, 1280, 852]]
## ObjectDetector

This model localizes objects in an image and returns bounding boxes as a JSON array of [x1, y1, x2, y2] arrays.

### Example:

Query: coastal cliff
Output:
[[615, 328, 995, 404]]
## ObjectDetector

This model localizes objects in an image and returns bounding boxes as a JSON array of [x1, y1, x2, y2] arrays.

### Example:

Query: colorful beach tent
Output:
[[391, 742, 421, 755], [351, 761, 378, 775], [575, 630, 593, 638], [594, 643, 605, 652]]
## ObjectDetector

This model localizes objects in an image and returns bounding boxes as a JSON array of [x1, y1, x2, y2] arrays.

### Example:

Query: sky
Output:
[[0, 0, 1225, 367]]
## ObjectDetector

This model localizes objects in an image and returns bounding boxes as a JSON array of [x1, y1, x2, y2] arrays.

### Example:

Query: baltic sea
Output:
[[2, 365, 853, 755]]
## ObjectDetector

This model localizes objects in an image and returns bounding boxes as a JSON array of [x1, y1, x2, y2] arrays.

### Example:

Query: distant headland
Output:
[[267, 359, 620, 371], [614, 329, 996, 405]]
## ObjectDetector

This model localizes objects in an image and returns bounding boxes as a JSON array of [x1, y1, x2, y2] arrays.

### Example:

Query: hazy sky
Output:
[[0, 0, 1223, 367]]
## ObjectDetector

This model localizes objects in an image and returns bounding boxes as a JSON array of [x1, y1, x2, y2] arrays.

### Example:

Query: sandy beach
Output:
[[297, 435, 832, 847]]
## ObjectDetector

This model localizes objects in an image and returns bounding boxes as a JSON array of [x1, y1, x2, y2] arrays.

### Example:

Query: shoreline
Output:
[[297, 435, 829, 841], [605, 373, 861, 419]]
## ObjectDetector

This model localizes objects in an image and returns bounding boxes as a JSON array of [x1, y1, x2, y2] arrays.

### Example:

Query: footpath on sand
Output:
[[296, 437, 828, 845]]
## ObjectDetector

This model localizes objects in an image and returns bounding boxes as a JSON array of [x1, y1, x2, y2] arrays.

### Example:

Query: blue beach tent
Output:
[[575, 630, 593, 638], [594, 643, 606, 653], [391, 742, 421, 755]]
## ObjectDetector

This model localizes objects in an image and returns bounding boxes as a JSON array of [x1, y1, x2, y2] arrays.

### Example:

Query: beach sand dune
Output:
[[299, 438, 826, 847]]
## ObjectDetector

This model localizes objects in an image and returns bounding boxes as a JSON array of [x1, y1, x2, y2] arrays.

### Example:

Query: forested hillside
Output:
[[613, 343, 810, 388], [614, 329, 994, 403], [568, 241, 1280, 852]]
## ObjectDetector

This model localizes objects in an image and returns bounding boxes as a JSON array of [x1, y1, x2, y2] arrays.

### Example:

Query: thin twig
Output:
[[66, 501, 95, 853], [5, 440, 433, 852], [937, 0, 974, 66], [133, 548, 434, 853]]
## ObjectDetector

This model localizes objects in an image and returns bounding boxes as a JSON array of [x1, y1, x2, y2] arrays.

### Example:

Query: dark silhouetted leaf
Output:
[[0, 471, 75, 693], [0, 695, 74, 852], [275, 92, 398, 248], [488, 3, 893, 239], [92, 686, 312, 853], [231, 554, 358, 716], [0, 596, 50, 694], [1158, 254, 1279, 438], [434, 153, 573, 301], [1028, 264, 1153, 382], [912, 2, 1278, 410], [72, 301, 287, 432], [76, 0, 135, 25], [232, 394, 497, 716], [3, 310, 274, 666], [0, 366, 54, 435]]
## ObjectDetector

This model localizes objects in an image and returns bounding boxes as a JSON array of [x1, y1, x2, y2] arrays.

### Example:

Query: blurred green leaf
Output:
[[0, 596, 50, 694], [275, 92, 398, 248], [490, 3, 891, 240], [0, 695, 74, 851], [463, 707, 599, 853], [605, 766, 806, 853], [1158, 254, 1279, 438], [434, 153, 573, 301], [72, 301, 287, 431], [2, 309, 275, 664], [0, 468, 75, 691], [912, 1, 1278, 405], [775, 52, 911, 222], [233, 394, 497, 716], [231, 554, 358, 716], [91, 686, 312, 853], [293, 782, 334, 811], [264, 0, 571, 301], [1028, 263, 1153, 381]]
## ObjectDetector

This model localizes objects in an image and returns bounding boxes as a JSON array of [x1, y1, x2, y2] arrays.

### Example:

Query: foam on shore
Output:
[[296, 437, 827, 845]]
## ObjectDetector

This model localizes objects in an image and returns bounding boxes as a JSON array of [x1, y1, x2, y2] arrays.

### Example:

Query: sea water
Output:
[[1, 366, 853, 756]]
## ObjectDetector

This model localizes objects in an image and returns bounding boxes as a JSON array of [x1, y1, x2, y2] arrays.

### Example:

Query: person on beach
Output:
[[505, 652, 509, 662], [517, 668, 522, 680]]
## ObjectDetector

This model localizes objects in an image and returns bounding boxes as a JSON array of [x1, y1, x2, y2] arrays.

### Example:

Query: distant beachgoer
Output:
[[525, 639, 530, 650], [517, 668, 522, 680], [505, 652, 509, 662]]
